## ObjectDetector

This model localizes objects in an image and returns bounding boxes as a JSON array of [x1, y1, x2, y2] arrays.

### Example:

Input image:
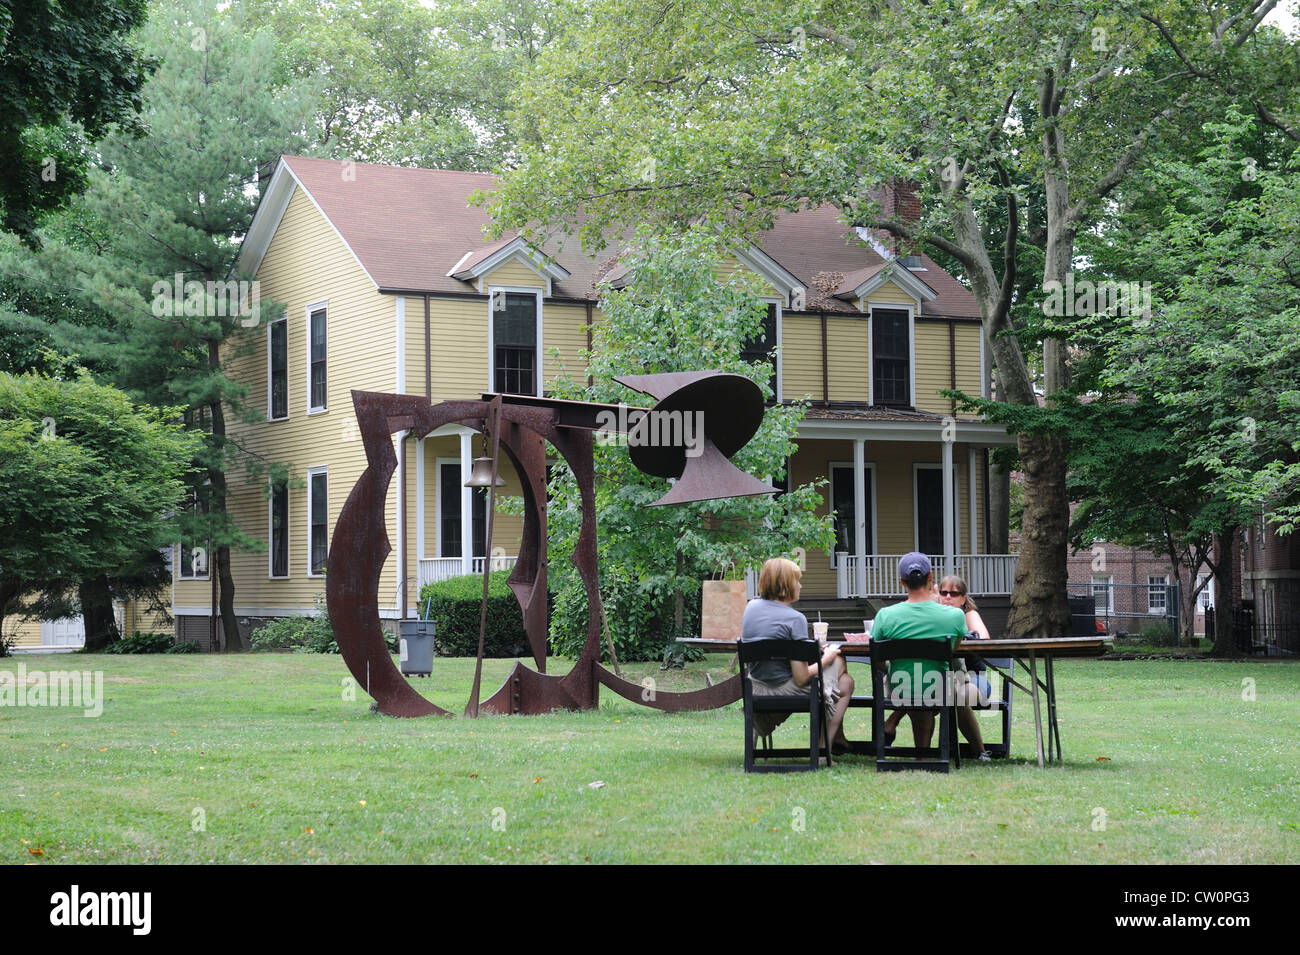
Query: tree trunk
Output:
[[1211, 527, 1241, 657], [206, 350, 244, 653], [80, 575, 120, 651], [0, 578, 20, 655], [1004, 432, 1070, 637]]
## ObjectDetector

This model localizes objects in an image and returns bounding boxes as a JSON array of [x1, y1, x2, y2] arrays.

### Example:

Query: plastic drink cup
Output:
[[863, 619, 873, 635], [812, 621, 829, 643]]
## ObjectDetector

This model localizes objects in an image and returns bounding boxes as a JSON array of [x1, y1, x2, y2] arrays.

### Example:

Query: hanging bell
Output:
[[465, 456, 505, 488]]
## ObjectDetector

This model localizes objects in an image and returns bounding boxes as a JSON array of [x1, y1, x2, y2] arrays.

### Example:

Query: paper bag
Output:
[[701, 579, 748, 639]]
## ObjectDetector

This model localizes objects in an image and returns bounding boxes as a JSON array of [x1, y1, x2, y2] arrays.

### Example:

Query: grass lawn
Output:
[[2, 652, 1297, 864]]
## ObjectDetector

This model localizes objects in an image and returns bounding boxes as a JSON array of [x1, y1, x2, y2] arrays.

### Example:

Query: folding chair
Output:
[[869, 637, 960, 773], [738, 639, 830, 773]]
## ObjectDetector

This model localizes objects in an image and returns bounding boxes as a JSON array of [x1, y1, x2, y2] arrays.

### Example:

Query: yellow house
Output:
[[165, 155, 1017, 647]]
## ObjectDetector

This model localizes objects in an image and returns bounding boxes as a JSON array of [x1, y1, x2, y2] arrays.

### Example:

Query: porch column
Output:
[[460, 430, 474, 575], [968, 447, 978, 554], [416, 437, 426, 563], [942, 436, 955, 572], [853, 437, 867, 598]]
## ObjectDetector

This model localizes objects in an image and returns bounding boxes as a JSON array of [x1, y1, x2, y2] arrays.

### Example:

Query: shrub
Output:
[[549, 570, 700, 664], [0, 631, 14, 658], [250, 613, 338, 654], [103, 631, 185, 654], [417, 571, 528, 657], [1139, 620, 1177, 647]]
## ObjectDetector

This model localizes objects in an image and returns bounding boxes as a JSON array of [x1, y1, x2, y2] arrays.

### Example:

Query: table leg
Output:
[[1046, 655, 1062, 764], [1028, 649, 1045, 768]]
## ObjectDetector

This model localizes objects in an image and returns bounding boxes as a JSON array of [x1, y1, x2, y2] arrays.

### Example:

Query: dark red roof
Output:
[[278, 155, 979, 317]]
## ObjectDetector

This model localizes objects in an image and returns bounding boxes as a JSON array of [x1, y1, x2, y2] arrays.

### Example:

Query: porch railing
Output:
[[417, 555, 518, 590], [835, 553, 1019, 598]]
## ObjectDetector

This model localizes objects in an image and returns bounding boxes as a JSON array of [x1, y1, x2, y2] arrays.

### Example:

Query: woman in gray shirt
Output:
[[740, 557, 855, 754]]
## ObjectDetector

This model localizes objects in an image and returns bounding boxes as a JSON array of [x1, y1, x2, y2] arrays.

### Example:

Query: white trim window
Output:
[[269, 478, 289, 579], [828, 461, 876, 567], [307, 467, 328, 576], [268, 313, 288, 420], [1148, 574, 1169, 614], [869, 305, 915, 409], [307, 302, 327, 413], [487, 287, 543, 396], [1092, 574, 1114, 613]]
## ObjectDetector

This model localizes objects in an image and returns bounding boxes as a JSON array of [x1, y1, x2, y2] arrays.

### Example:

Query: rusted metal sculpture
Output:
[[326, 371, 771, 717]]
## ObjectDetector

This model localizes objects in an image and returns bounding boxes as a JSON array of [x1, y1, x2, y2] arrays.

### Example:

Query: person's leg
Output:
[[908, 710, 935, 749], [955, 681, 986, 755], [826, 662, 855, 750]]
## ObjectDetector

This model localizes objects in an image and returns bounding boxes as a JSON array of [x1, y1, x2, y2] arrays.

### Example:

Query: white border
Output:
[[307, 466, 328, 577], [305, 300, 328, 414]]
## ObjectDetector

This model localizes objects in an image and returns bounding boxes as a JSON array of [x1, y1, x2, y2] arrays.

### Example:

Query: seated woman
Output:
[[878, 571, 991, 760], [740, 557, 855, 755]]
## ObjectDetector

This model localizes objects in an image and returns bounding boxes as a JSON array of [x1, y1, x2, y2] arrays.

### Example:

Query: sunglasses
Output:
[[939, 590, 964, 597]]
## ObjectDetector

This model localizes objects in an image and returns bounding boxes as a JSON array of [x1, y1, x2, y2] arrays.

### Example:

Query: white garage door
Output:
[[41, 616, 85, 647]]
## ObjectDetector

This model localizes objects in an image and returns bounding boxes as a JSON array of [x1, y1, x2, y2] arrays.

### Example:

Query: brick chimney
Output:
[[884, 180, 921, 256]]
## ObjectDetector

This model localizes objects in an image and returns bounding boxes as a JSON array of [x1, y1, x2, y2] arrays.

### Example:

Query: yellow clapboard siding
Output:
[[429, 296, 490, 401], [782, 313, 822, 400], [543, 303, 590, 389], [202, 184, 400, 615], [713, 256, 782, 296], [481, 261, 548, 289], [954, 323, 983, 399], [914, 322, 952, 415], [826, 317, 869, 402], [862, 280, 917, 308], [788, 439, 982, 596]]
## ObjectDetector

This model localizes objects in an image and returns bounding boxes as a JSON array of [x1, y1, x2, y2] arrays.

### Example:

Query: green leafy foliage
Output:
[[417, 571, 528, 658], [543, 229, 832, 661], [0, 0, 153, 239], [102, 631, 195, 654], [0, 369, 199, 635]]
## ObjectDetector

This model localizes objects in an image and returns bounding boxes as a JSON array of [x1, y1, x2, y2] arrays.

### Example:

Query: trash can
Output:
[[1068, 595, 1096, 636], [398, 619, 435, 677]]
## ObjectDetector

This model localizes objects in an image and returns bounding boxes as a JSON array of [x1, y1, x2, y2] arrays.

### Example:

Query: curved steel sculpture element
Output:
[[329, 371, 769, 717]]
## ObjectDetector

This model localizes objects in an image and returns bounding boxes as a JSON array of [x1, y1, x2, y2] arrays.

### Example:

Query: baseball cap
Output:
[[898, 552, 931, 585]]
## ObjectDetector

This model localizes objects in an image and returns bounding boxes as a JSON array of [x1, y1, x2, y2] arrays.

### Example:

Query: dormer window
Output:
[[871, 308, 912, 407], [491, 290, 540, 396]]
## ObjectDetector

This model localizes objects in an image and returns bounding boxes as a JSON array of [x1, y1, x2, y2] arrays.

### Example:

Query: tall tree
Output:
[[0, 0, 153, 240], [0, 369, 198, 644], [244, 0, 568, 170], [546, 229, 833, 659], [482, 0, 1300, 637], [1, 0, 316, 649]]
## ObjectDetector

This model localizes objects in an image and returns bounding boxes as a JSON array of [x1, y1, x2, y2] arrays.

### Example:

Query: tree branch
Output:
[[863, 215, 978, 271]]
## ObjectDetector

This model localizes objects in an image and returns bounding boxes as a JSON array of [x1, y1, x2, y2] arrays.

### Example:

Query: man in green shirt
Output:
[[872, 552, 989, 759]]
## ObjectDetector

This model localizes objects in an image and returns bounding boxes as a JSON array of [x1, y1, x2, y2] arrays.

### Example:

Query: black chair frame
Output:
[[738, 639, 831, 773], [869, 637, 960, 773], [963, 654, 1014, 759]]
